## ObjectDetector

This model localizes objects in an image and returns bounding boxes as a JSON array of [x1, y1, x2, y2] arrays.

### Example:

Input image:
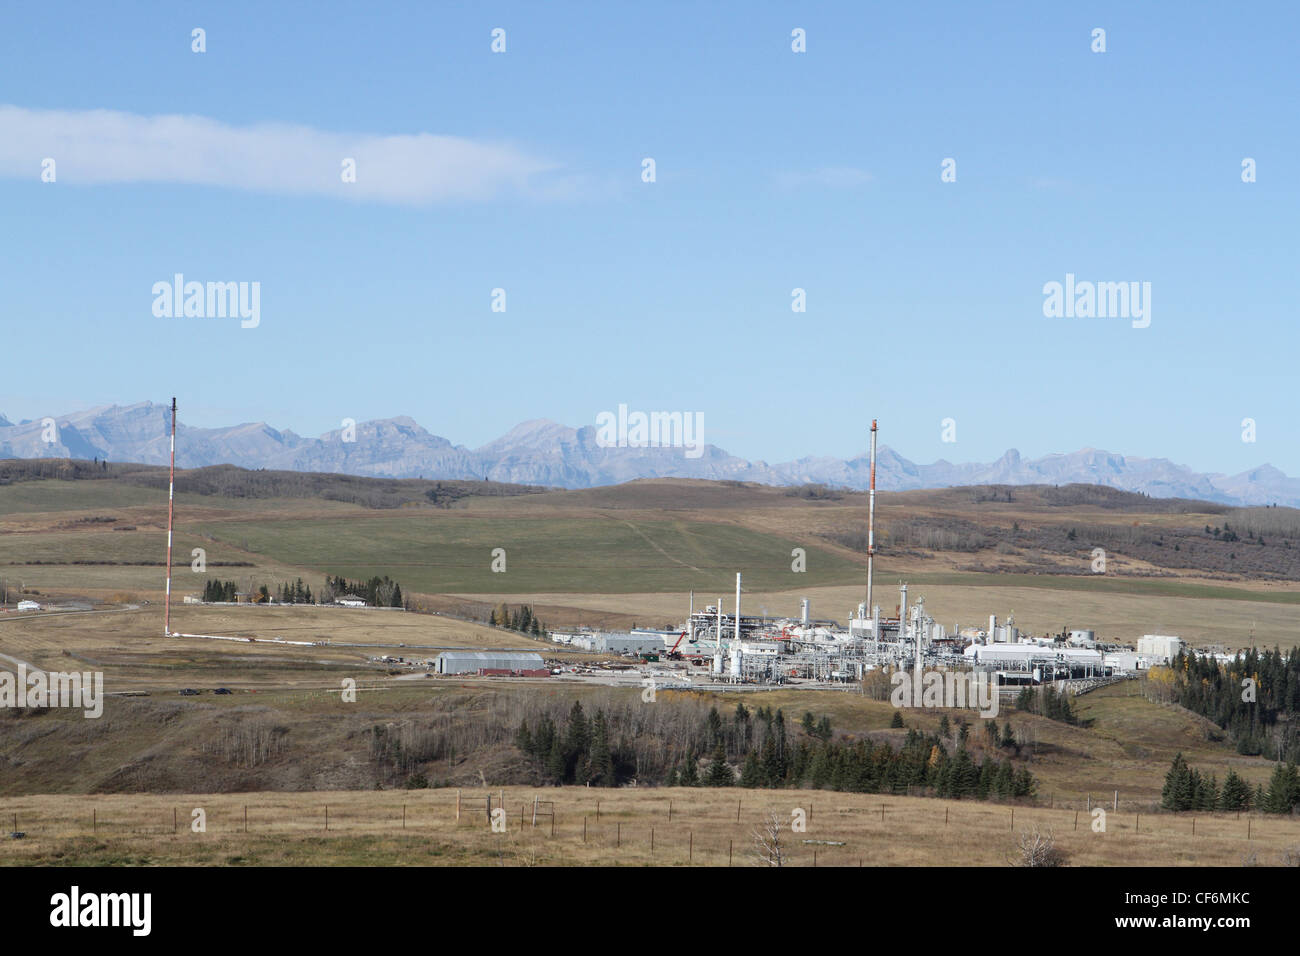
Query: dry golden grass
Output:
[[2, 786, 1296, 867], [0, 605, 559, 694]]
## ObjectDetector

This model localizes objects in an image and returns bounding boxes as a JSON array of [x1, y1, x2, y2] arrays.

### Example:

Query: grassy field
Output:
[[2, 469, 1298, 868], [2, 786, 1296, 867], [5, 471, 1300, 645], [187, 513, 862, 593]]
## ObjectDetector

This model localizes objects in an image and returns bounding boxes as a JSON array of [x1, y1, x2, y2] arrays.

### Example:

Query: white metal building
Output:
[[1136, 634, 1184, 664], [434, 651, 544, 674]]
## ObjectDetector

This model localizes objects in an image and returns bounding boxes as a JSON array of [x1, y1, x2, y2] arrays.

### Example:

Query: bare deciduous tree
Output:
[[752, 811, 786, 867], [1011, 825, 1065, 867]]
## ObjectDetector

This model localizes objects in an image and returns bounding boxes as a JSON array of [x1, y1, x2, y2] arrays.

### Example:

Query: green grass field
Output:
[[191, 513, 863, 593]]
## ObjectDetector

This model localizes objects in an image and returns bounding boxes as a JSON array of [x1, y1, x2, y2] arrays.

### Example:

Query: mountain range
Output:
[[1, 401, 1297, 508]]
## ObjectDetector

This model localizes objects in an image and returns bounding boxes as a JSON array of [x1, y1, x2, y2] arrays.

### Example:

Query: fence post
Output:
[[325, 805, 329, 831], [403, 804, 406, 829], [617, 822, 621, 848], [1113, 790, 1118, 812], [583, 817, 587, 843], [689, 831, 693, 862], [668, 799, 672, 822], [244, 805, 248, 833], [1074, 811, 1078, 831], [456, 789, 461, 821], [93, 809, 96, 833], [651, 827, 655, 853], [729, 839, 733, 866], [173, 808, 176, 834], [737, 800, 741, 822]]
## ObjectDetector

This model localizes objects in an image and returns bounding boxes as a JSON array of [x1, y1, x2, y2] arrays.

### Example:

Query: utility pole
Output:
[[164, 397, 177, 637]]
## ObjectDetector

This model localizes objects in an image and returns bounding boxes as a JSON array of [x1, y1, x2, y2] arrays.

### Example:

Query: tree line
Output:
[[490, 603, 545, 637], [1147, 647, 1300, 761], [513, 700, 1037, 801], [321, 574, 404, 608], [1161, 752, 1298, 814], [1015, 684, 1079, 725], [199, 574, 404, 607]]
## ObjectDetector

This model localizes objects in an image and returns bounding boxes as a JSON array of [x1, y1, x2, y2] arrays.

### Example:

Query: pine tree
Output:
[[588, 711, 615, 786], [1162, 753, 1193, 811], [1219, 770, 1250, 811], [515, 721, 533, 755], [890, 711, 905, 729], [705, 741, 733, 787], [680, 750, 699, 786], [1263, 762, 1299, 814], [740, 750, 765, 788], [545, 736, 565, 784], [815, 716, 832, 741]]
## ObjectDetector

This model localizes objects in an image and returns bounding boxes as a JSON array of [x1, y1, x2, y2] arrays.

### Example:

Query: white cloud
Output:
[[0, 105, 559, 204]]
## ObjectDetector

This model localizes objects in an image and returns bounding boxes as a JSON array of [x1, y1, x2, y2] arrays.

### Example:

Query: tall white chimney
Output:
[[734, 573, 742, 645], [899, 582, 909, 662]]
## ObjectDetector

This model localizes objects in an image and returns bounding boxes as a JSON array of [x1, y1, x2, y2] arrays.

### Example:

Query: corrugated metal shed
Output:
[[435, 651, 544, 675]]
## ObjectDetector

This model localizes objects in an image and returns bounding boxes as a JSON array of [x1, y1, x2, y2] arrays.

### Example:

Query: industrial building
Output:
[[434, 651, 545, 675], [526, 423, 1191, 695], [1136, 634, 1185, 664]]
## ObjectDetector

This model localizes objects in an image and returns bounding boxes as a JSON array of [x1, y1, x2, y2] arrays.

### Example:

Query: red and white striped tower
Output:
[[866, 419, 878, 619], [164, 397, 177, 636]]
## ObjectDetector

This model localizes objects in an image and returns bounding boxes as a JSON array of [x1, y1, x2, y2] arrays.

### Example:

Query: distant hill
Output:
[[2, 400, 1298, 507]]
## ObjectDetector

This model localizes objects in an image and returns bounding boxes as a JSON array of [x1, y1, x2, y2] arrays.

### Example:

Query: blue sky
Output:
[[1, 1, 1296, 475]]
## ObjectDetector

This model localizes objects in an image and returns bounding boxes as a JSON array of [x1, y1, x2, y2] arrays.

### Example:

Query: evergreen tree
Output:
[[740, 750, 765, 788], [705, 741, 733, 787], [815, 716, 832, 741], [1162, 753, 1193, 811], [1219, 770, 1251, 811], [680, 750, 699, 786], [1263, 762, 1299, 814]]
